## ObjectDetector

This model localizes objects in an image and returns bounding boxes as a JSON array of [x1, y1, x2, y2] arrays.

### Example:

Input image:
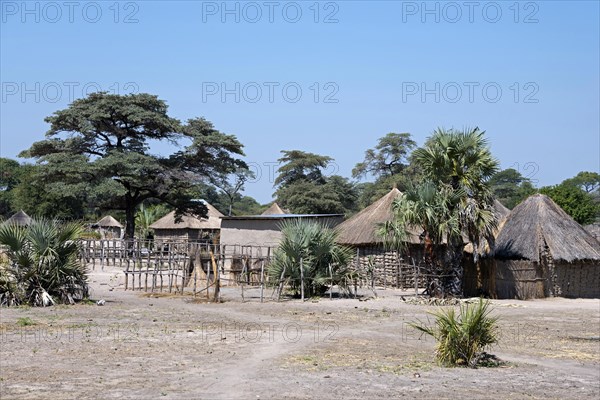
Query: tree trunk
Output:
[[125, 196, 136, 240], [444, 238, 464, 298]]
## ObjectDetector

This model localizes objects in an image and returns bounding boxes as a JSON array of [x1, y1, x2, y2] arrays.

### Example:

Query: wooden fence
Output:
[[78, 239, 431, 301]]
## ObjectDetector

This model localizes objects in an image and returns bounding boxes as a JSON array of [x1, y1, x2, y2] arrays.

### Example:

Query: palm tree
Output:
[[135, 203, 168, 240], [267, 219, 354, 298], [380, 182, 462, 297], [0, 219, 88, 306], [383, 128, 498, 297]]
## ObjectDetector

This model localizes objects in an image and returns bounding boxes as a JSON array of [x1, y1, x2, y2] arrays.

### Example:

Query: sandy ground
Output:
[[1, 265, 599, 400]]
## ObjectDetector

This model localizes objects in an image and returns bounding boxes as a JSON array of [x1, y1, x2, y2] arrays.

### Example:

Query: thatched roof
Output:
[[493, 199, 510, 222], [495, 194, 600, 262], [96, 215, 123, 228], [336, 188, 421, 245], [5, 210, 32, 226], [261, 202, 287, 215], [150, 202, 223, 230]]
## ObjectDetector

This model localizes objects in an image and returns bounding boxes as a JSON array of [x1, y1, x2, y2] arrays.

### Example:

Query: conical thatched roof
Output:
[[493, 199, 510, 222], [5, 210, 32, 226], [261, 202, 286, 215], [336, 188, 421, 245], [96, 215, 123, 228], [495, 194, 600, 262], [149, 202, 223, 230]]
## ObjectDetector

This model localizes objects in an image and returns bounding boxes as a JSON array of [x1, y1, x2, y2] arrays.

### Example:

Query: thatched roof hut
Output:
[[93, 215, 123, 239], [96, 215, 123, 228], [4, 210, 32, 226], [495, 194, 600, 262], [336, 188, 421, 246], [261, 202, 287, 215], [150, 202, 223, 242], [490, 194, 600, 299], [334, 188, 426, 289]]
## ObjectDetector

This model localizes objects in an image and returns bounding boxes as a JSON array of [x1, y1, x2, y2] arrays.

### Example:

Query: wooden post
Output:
[[277, 266, 286, 302], [383, 255, 387, 290], [240, 257, 247, 303], [328, 263, 333, 300], [260, 260, 265, 303], [414, 261, 419, 296], [125, 259, 129, 290], [300, 258, 305, 302], [211, 250, 219, 302]]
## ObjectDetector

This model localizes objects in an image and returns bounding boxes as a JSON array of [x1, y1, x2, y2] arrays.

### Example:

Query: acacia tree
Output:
[[352, 132, 416, 178], [21, 92, 247, 239], [488, 168, 536, 209], [352, 133, 420, 208], [274, 150, 357, 214]]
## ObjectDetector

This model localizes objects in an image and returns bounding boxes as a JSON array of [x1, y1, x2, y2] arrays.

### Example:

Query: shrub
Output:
[[267, 219, 354, 297], [410, 298, 499, 367], [0, 219, 88, 306]]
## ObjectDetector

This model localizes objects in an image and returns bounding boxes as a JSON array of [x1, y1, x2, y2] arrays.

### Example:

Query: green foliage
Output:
[[274, 150, 332, 187], [274, 150, 357, 214], [540, 184, 599, 225], [384, 127, 499, 297], [135, 203, 169, 239], [20, 92, 246, 238], [267, 219, 354, 297], [16, 317, 37, 326], [355, 163, 422, 210], [414, 127, 498, 194], [0, 219, 88, 306], [562, 171, 600, 193], [352, 132, 417, 179], [410, 299, 499, 367], [489, 168, 537, 209]]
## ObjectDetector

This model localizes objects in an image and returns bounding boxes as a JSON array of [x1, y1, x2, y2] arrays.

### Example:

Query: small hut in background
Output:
[[150, 202, 223, 243], [4, 210, 32, 226], [335, 188, 423, 288], [94, 215, 123, 239], [261, 202, 288, 215], [488, 194, 600, 299]]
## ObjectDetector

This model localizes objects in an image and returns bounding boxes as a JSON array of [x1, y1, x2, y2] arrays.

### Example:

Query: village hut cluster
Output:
[[334, 190, 599, 299], [6, 189, 597, 300]]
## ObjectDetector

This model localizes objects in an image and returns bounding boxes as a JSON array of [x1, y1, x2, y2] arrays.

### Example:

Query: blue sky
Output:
[[1, 0, 599, 204]]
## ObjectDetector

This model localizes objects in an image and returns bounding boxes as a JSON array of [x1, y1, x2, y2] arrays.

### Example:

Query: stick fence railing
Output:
[[77, 239, 438, 301]]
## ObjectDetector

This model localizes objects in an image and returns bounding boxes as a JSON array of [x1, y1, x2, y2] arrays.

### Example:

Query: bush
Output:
[[0, 219, 88, 306], [267, 219, 354, 297], [410, 298, 499, 367]]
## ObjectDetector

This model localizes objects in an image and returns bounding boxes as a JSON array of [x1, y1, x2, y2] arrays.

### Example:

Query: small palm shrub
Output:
[[267, 219, 354, 297], [0, 219, 88, 306], [410, 298, 499, 367]]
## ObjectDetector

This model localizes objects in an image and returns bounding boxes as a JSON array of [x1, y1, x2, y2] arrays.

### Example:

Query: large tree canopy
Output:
[[352, 132, 416, 179], [273, 150, 357, 214], [21, 92, 247, 238], [488, 168, 537, 209], [540, 183, 599, 225]]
